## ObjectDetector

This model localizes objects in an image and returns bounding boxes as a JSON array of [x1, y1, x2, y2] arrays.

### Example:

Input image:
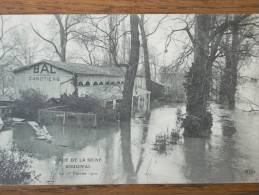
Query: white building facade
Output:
[[13, 60, 150, 114]]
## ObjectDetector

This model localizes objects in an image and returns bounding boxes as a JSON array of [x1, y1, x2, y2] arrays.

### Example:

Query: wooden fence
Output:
[[38, 107, 97, 128]]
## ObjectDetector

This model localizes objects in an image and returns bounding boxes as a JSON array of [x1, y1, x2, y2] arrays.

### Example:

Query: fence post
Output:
[[62, 112, 66, 126], [94, 114, 97, 127], [38, 109, 41, 123]]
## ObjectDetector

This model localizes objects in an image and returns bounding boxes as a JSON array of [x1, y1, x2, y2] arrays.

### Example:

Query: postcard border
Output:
[[0, 0, 259, 195]]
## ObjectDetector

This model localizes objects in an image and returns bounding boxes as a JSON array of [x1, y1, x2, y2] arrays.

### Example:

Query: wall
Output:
[[237, 81, 259, 110], [134, 76, 146, 90], [77, 75, 124, 97], [14, 62, 74, 98], [14, 63, 149, 104]]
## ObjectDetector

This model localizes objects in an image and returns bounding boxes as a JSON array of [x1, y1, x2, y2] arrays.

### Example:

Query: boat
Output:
[[12, 117, 26, 122]]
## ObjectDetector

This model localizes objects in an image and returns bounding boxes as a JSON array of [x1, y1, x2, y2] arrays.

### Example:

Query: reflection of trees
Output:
[[219, 113, 238, 182], [102, 126, 116, 183], [12, 122, 121, 184], [183, 138, 209, 183], [136, 113, 150, 173], [120, 121, 137, 183], [48, 152, 64, 184], [183, 113, 240, 183], [12, 123, 114, 160], [221, 113, 237, 137]]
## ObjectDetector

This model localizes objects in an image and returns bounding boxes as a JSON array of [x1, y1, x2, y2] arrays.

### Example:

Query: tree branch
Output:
[[146, 15, 168, 37], [31, 24, 61, 58]]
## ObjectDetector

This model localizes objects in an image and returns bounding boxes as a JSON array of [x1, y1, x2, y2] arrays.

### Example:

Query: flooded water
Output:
[[0, 103, 259, 184]]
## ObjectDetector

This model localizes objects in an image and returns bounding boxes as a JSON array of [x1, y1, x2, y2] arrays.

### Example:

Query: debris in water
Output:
[[27, 121, 53, 142]]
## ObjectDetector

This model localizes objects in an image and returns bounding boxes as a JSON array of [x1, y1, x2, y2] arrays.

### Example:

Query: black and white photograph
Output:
[[0, 14, 259, 185]]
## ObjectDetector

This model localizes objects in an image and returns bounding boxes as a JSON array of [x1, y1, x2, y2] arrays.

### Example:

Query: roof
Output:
[[13, 60, 127, 77]]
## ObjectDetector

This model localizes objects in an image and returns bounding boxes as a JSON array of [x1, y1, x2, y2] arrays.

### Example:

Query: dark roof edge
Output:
[[13, 60, 74, 74], [13, 60, 143, 77]]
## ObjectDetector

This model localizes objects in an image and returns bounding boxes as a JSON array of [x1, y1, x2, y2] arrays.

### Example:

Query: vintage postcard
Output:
[[0, 14, 259, 184]]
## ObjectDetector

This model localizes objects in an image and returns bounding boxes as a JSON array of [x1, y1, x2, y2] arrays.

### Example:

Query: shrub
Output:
[[0, 145, 40, 184], [182, 111, 213, 137], [60, 94, 101, 113], [12, 89, 47, 120]]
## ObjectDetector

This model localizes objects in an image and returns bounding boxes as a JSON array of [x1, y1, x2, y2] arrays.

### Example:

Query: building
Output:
[[13, 60, 150, 114], [158, 66, 186, 101]]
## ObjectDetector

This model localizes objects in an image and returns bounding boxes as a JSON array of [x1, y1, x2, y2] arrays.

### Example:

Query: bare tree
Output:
[[10, 29, 41, 66], [219, 14, 259, 109], [32, 14, 81, 62], [139, 15, 151, 91], [163, 14, 250, 137], [182, 14, 214, 137], [108, 15, 119, 64], [0, 16, 16, 96], [139, 15, 168, 91], [0, 65, 13, 96], [72, 15, 115, 66], [74, 29, 98, 66], [181, 14, 250, 137], [119, 14, 140, 121], [76, 15, 129, 66], [0, 16, 14, 62]]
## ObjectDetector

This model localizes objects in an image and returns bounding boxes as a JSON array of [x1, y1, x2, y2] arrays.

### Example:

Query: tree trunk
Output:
[[119, 15, 140, 121], [55, 14, 67, 62], [183, 14, 213, 137], [219, 16, 240, 109], [219, 36, 232, 106], [122, 19, 127, 64], [219, 27, 231, 105], [108, 15, 118, 65], [228, 23, 239, 109], [120, 121, 136, 183], [72, 74, 78, 97], [139, 14, 152, 92]]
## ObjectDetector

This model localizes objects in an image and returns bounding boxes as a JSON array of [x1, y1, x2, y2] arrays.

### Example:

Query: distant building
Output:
[[13, 60, 150, 114], [237, 76, 259, 111], [158, 66, 186, 101]]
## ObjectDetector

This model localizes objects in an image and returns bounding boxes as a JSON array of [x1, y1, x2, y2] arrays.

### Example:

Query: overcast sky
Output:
[[2, 14, 259, 77], [4, 15, 190, 66]]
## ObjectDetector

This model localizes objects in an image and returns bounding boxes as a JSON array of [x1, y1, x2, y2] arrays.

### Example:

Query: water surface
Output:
[[0, 103, 259, 184]]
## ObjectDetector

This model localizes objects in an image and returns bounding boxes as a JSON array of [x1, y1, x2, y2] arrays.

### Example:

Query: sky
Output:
[[2, 14, 259, 78], [3, 14, 190, 66]]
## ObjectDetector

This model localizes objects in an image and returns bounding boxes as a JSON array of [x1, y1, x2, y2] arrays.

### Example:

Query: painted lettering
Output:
[[40, 64, 49, 73], [33, 64, 56, 74], [33, 65, 39, 73], [50, 66, 56, 74]]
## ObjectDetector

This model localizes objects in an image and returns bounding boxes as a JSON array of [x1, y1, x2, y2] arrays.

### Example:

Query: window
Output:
[[99, 82, 104, 85], [93, 81, 98, 86], [111, 82, 115, 85], [106, 81, 110, 85], [78, 82, 83, 86], [85, 81, 91, 86], [117, 81, 121, 84]]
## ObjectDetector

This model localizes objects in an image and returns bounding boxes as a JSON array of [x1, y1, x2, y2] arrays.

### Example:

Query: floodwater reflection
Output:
[[0, 103, 259, 184]]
